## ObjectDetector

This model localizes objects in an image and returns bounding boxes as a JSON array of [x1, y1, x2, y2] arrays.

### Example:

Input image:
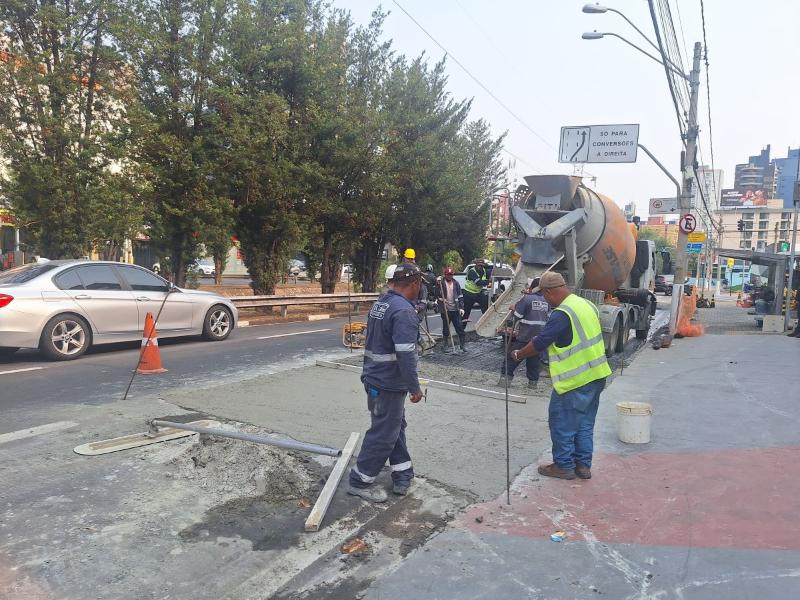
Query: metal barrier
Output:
[[231, 292, 379, 317]]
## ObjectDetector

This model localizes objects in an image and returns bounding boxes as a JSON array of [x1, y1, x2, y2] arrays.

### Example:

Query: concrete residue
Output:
[[167, 424, 329, 505]]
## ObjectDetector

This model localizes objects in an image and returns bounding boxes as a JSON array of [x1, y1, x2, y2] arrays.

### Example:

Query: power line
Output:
[[648, 0, 687, 142], [699, 0, 717, 203], [390, 0, 556, 154]]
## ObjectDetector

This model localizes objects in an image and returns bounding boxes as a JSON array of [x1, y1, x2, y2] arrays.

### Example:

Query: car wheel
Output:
[[203, 305, 233, 341], [40, 314, 91, 360]]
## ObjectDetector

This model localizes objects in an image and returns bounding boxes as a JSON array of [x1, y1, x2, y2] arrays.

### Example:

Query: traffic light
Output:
[[737, 219, 744, 231]]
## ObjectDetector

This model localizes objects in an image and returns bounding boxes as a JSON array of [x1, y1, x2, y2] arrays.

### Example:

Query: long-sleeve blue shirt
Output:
[[362, 289, 422, 394], [533, 310, 573, 353], [513, 291, 549, 342]]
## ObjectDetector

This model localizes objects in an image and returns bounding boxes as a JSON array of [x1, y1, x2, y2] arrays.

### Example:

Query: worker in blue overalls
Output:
[[499, 277, 549, 389], [349, 262, 425, 502]]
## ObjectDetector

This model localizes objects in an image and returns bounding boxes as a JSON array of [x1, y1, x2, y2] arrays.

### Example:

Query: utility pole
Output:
[[673, 42, 702, 287]]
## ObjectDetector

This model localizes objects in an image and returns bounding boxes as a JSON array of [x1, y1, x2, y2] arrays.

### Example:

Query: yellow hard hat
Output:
[[403, 248, 416, 259]]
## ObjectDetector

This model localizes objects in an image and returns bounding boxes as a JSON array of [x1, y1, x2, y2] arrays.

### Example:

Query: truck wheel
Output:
[[635, 297, 653, 340], [606, 319, 620, 357], [616, 318, 630, 352]]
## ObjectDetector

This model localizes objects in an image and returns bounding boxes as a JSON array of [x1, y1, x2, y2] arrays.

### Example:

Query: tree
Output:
[[217, 0, 309, 294], [120, 0, 233, 285], [0, 0, 141, 258]]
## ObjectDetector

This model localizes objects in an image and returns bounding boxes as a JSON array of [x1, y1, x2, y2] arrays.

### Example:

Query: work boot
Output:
[[575, 463, 592, 480], [460, 345, 468, 354], [443, 345, 454, 353], [496, 376, 513, 387], [392, 481, 411, 496], [347, 485, 388, 503], [537, 463, 576, 480], [527, 379, 538, 390]]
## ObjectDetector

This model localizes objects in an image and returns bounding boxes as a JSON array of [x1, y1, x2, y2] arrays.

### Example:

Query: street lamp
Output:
[[582, 3, 661, 53]]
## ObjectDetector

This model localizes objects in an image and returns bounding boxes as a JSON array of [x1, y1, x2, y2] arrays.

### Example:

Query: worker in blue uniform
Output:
[[499, 277, 548, 389], [349, 262, 425, 502]]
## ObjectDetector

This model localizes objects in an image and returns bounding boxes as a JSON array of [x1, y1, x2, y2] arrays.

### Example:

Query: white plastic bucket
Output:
[[616, 401, 652, 444]]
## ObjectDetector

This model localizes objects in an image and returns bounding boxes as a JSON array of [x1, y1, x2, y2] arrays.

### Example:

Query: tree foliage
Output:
[[0, 1, 507, 293], [0, 0, 142, 258]]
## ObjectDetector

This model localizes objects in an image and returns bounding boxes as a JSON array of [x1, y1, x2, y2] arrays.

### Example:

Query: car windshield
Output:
[[0, 262, 59, 284]]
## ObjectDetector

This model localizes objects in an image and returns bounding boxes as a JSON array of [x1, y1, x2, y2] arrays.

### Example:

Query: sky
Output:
[[333, 0, 800, 218]]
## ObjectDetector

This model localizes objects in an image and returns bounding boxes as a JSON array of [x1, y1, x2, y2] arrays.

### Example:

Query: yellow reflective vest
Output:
[[464, 266, 488, 294], [547, 294, 612, 394]]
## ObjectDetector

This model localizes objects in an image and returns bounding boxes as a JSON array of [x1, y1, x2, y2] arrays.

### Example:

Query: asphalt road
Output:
[[0, 316, 356, 433]]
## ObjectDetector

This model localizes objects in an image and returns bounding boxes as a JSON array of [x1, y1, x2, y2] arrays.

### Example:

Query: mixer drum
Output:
[[581, 192, 635, 292], [522, 175, 635, 293]]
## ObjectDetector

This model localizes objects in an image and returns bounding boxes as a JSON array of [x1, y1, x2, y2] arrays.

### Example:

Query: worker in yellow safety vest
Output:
[[462, 258, 490, 321], [512, 271, 611, 481]]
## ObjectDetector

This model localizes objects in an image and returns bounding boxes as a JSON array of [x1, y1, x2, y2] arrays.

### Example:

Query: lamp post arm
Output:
[[604, 33, 689, 81], [607, 7, 661, 54]]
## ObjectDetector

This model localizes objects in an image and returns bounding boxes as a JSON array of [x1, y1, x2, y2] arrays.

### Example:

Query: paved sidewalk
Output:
[[364, 332, 800, 599]]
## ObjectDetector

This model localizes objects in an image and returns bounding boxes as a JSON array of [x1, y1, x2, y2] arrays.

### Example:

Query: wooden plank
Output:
[[305, 432, 360, 532], [314, 360, 527, 404], [73, 420, 219, 456]]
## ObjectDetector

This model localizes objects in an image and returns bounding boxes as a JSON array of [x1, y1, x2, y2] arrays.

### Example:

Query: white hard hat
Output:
[[385, 264, 397, 280]]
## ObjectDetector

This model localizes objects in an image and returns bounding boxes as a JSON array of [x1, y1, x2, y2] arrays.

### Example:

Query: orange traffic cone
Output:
[[137, 312, 167, 374]]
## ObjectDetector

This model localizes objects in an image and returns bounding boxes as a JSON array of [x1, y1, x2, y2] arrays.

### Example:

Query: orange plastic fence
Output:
[[676, 288, 705, 337]]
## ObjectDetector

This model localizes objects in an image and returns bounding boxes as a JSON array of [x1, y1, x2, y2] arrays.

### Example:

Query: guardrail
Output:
[[230, 292, 379, 317]]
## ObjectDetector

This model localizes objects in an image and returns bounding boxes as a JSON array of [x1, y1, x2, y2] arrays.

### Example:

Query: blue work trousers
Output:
[[349, 385, 414, 489], [548, 378, 606, 470], [462, 291, 488, 321], [502, 340, 540, 381], [441, 310, 466, 347]]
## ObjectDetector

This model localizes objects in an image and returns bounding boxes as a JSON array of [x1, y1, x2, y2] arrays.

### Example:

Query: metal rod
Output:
[[122, 286, 175, 402], [149, 420, 341, 457], [503, 328, 511, 505]]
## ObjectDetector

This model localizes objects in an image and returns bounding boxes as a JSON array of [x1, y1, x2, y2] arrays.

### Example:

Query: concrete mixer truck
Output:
[[475, 175, 657, 355]]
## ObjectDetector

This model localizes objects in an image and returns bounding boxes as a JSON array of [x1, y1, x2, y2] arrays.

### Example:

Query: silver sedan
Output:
[[0, 260, 237, 360]]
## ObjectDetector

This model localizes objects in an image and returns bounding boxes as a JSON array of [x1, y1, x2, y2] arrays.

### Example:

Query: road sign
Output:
[[558, 124, 640, 164], [727, 258, 735, 269], [687, 232, 706, 243], [686, 243, 703, 254], [679, 213, 697, 233], [649, 197, 678, 214]]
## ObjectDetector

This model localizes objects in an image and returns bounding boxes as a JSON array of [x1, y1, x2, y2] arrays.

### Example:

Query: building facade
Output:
[[774, 147, 799, 209], [716, 200, 794, 252], [733, 145, 778, 200], [692, 165, 724, 211], [641, 216, 680, 247]]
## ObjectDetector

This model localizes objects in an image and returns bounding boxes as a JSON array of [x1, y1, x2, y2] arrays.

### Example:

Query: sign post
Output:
[[559, 124, 640, 164]]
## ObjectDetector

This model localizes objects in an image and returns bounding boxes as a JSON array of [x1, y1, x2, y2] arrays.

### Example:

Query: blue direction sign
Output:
[[686, 242, 704, 254]]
